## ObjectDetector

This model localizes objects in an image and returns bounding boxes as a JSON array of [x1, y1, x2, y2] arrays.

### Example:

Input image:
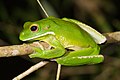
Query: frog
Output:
[[19, 17, 106, 66]]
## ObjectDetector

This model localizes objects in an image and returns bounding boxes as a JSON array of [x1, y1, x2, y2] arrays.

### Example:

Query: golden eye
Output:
[[30, 24, 38, 32]]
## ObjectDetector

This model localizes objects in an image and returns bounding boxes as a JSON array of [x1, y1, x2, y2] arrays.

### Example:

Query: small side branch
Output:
[[12, 61, 49, 80]]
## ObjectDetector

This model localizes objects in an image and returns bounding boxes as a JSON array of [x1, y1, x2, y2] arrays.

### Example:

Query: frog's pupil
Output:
[[31, 26, 38, 31]]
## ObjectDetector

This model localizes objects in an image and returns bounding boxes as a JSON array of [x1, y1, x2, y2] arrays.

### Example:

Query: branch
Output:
[[0, 31, 120, 58], [0, 41, 49, 57], [103, 31, 120, 43]]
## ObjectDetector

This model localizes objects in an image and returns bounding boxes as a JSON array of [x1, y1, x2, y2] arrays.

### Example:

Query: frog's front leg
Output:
[[56, 47, 104, 66], [29, 35, 65, 59]]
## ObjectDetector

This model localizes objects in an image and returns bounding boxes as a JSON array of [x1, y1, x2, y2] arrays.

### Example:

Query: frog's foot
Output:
[[29, 46, 65, 59], [56, 55, 104, 66], [29, 47, 43, 58]]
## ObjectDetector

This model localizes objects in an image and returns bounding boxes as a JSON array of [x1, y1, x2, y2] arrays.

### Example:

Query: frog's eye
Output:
[[30, 24, 38, 32]]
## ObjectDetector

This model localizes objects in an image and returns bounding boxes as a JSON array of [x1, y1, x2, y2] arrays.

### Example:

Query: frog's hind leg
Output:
[[56, 47, 104, 66]]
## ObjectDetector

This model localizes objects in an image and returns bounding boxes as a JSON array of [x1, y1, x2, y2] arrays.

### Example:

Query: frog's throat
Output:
[[22, 32, 55, 41]]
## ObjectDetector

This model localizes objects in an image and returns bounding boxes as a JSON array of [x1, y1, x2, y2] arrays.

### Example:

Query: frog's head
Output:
[[19, 19, 55, 41]]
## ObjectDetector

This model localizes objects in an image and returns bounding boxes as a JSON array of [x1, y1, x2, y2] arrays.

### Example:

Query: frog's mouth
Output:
[[22, 32, 55, 41]]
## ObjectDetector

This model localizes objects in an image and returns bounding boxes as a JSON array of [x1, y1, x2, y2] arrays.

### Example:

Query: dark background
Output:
[[0, 0, 120, 80]]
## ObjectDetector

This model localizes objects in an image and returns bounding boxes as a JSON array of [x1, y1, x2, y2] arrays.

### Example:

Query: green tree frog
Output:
[[19, 17, 106, 66]]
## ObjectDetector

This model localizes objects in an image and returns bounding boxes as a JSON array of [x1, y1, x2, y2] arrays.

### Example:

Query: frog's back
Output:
[[47, 17, 97, 48]]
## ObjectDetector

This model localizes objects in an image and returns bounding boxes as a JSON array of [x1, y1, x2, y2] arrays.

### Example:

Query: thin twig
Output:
[[12, 61, 49, 80], [37, 0, 49, 17], [56, 64, 62, 80]]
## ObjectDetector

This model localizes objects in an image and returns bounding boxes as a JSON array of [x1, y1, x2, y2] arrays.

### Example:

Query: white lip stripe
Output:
[[23, 32, 55, 41], [77, 55, 103, 59]]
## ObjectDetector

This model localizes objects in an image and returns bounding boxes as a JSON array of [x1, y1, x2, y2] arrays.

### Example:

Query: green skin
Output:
[[19, 17, 104, 66]]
